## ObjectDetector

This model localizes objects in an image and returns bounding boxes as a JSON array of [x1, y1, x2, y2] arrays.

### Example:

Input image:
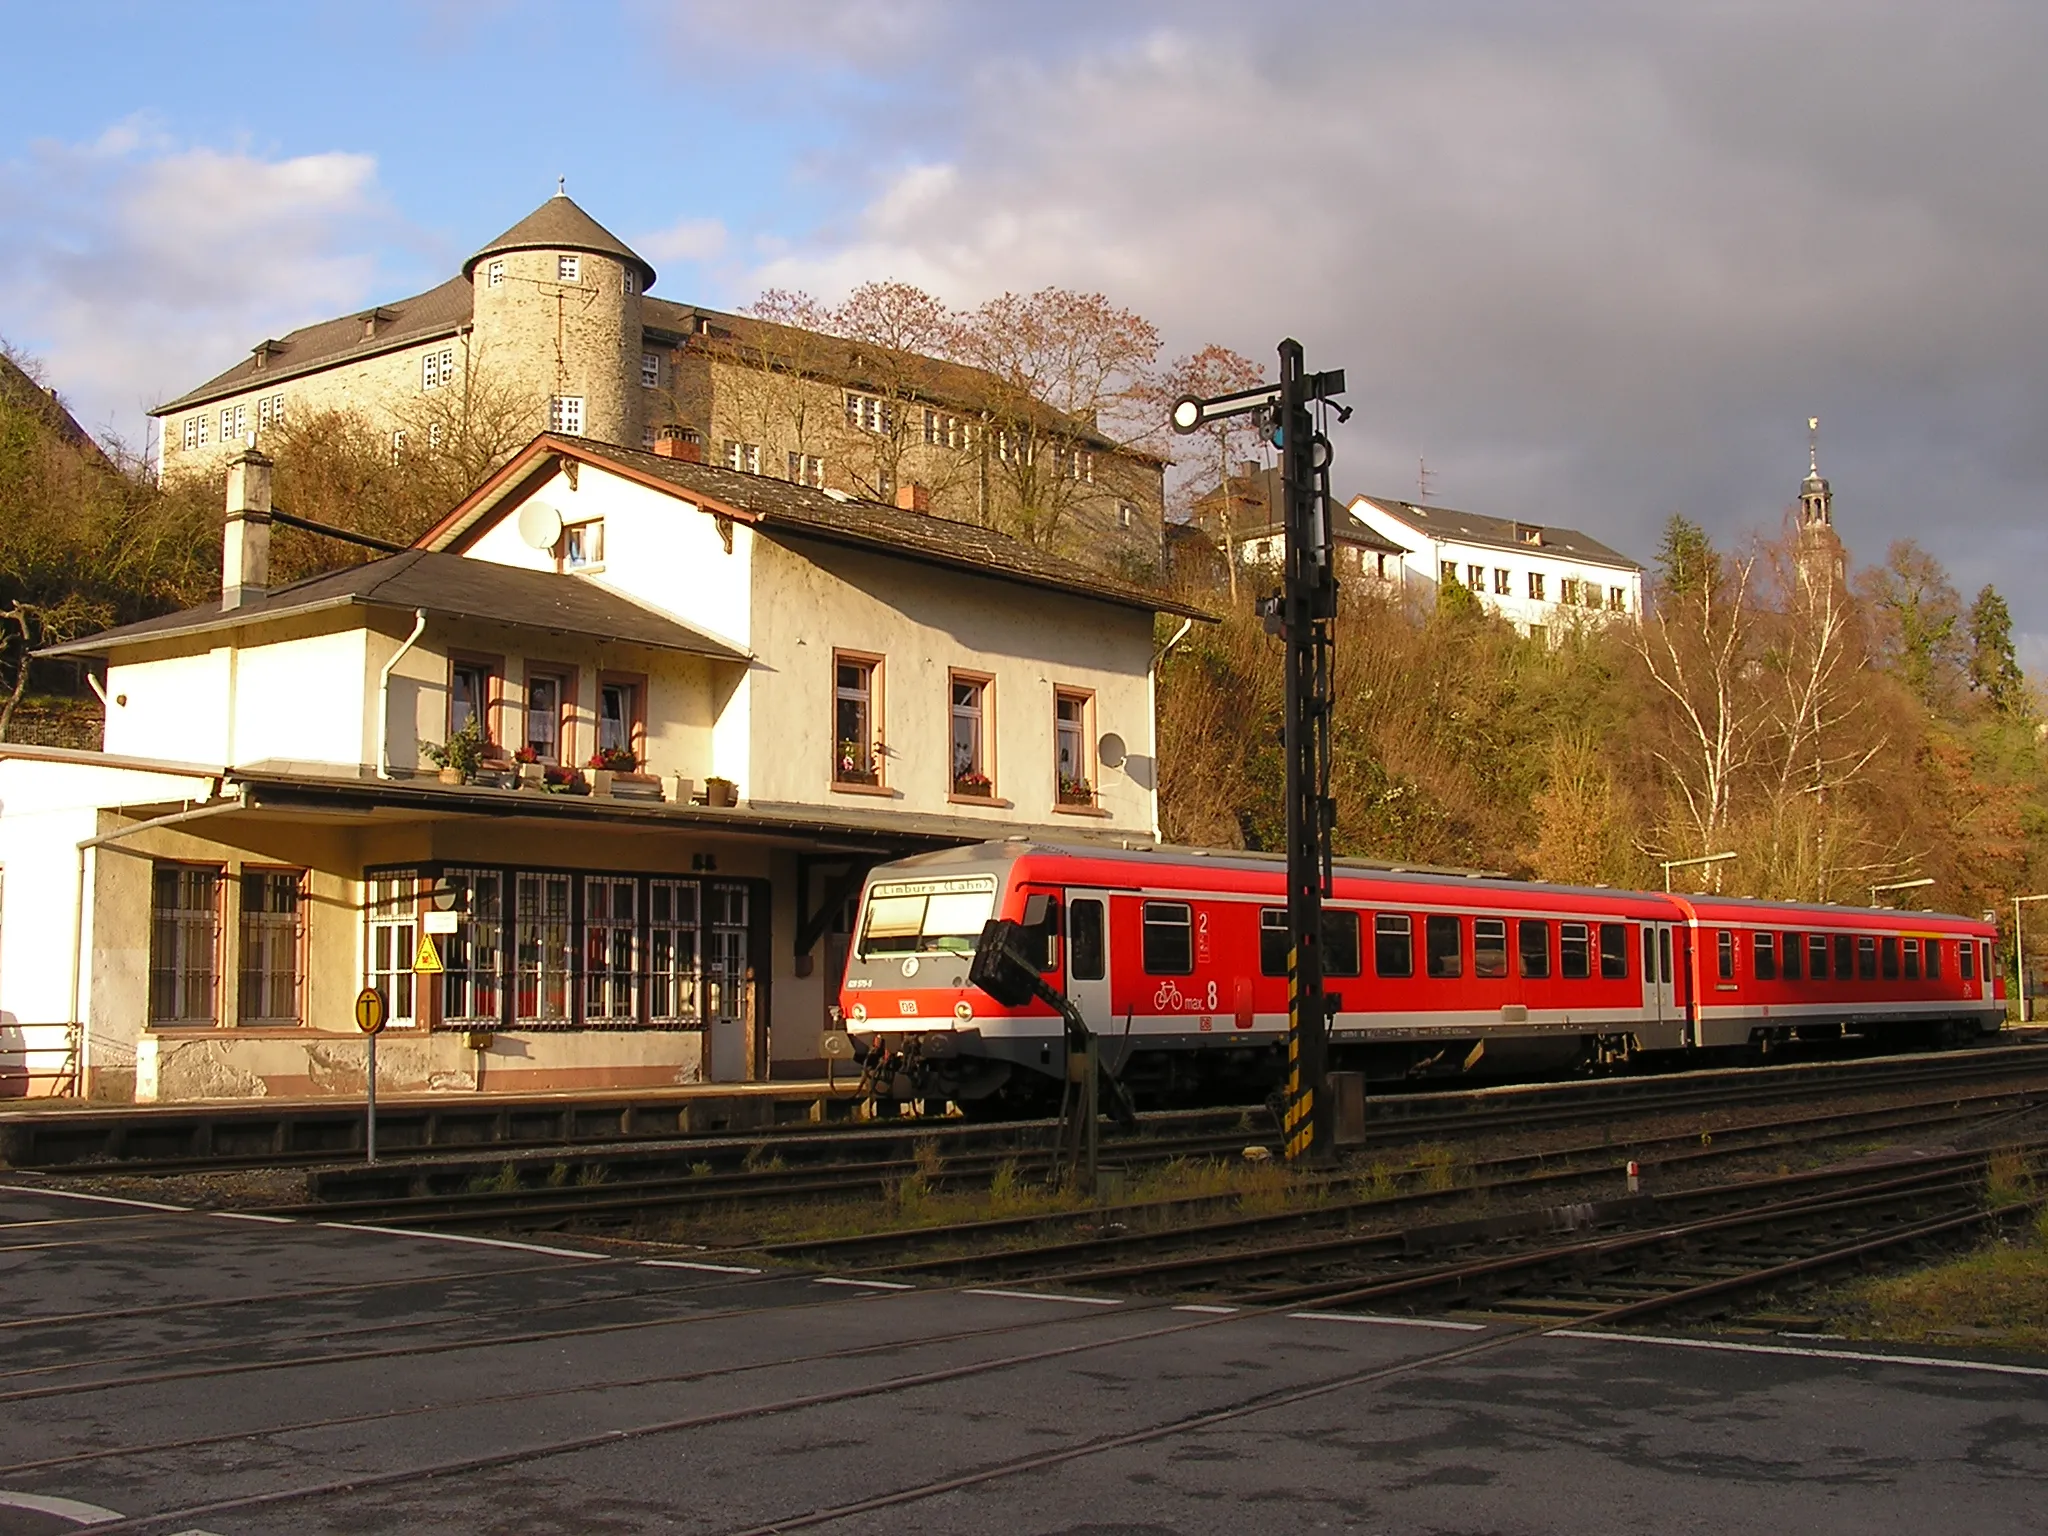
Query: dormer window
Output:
[[558, 254, 580, 282]]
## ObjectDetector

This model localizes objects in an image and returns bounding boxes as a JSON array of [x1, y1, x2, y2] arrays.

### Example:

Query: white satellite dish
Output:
[[517, 501, 563, 550]]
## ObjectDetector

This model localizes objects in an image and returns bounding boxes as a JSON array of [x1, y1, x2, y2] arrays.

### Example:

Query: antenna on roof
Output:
[[1416, 456, 1434, 500]]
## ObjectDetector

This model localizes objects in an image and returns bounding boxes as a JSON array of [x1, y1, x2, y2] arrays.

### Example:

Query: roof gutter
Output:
[[71, 792, 245, 1094], [377, 608, 429, 780]]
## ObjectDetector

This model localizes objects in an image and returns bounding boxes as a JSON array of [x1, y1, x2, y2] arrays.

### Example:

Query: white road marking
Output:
[[0, 1184, 190, 1213], [316, 1223, 603, 1260], [1172, 1304, 1240, 1314], [1290, 1311, 1488, 1332], [0, 1487, 125, 1523], [640, 1258, 763, 1275], [1550, 1329, 2048, 1379], [963, 1288, 1123, 1307], [815, 1276, 914, 1290], [210, 1211, 295, 1224]]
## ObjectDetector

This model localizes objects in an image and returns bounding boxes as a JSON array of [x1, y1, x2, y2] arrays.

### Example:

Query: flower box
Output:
[[1057, 776, 1095, 808], [952, 772, 995, 799], [611, 771, 665, 803], [705, 776, 739, 808]]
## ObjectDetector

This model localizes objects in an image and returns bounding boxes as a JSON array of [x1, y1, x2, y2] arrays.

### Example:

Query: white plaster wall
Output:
[[748, 536, 1158, 832], [103, 650, 232, 763], [231, 627, 371, 767]]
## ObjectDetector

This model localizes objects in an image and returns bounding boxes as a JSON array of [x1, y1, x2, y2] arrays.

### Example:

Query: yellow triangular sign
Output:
[[412, 934, 445, 974]]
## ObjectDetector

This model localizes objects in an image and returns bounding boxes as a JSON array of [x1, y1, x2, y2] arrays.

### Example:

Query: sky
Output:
[[3, 0, 2045, 669]]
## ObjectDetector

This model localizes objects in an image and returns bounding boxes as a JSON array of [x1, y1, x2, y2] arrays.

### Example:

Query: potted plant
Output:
[[704, 774, 739, 807], [543, 763, 588, 795], [513, 744, 546, 788], [420, 716, 486, 785], [587, 745, 636, 797], [953, 769, 994, 799], [1057, 773, 1094, 807], [836, 738, 880, 787]]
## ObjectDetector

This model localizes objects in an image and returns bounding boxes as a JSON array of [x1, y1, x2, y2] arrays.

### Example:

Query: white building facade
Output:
[[1349, 495, 1642, 640], [0, 437, 1199, 1102]]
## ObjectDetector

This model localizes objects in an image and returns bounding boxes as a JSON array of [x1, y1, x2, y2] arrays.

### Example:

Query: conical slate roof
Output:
[[464, 190, 656, 290]]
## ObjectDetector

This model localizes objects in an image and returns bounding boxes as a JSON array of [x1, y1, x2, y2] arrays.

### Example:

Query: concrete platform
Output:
[[0, 1078, 866, 1169]]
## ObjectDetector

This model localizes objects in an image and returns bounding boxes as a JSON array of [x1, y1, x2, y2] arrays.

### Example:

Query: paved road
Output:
[[1, 1181, 2043, 1534]]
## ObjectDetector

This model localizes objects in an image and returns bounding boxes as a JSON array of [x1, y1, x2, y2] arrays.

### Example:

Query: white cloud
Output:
[[0, 122, 387, 451], [637, 215, 728, 266]]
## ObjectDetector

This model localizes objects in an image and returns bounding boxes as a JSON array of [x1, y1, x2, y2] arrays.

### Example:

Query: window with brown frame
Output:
[[598, 675, 644, 769], [149, 863, 221, 1025], [524, 670, 571, 764], [237, 869, 306, 1026], [950, 672, 994, 798], [450, 659, 499, 746], [834, 653, 883, 787], [1054, 688, 1094, 806]]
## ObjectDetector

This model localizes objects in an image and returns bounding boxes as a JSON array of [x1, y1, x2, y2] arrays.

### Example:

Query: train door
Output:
[[1065, 889, 1112, 1034], [1641, 922, 1684, 1049]]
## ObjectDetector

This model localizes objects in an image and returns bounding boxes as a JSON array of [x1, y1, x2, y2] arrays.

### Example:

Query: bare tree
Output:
[[1157, 345, 1265, 600]]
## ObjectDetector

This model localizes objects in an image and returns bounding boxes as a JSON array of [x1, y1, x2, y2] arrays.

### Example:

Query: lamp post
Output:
[[1869, 877, 1935, 909], [1661, 851, 1737, 894], [2014, 893, 2048, 1025]]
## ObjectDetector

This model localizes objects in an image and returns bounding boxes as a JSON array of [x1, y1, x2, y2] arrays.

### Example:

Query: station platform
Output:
[[0, 1077, 866, 1169]]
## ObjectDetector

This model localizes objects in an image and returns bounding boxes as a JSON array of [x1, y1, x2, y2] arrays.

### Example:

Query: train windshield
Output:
[[859, 876, 999, 956]]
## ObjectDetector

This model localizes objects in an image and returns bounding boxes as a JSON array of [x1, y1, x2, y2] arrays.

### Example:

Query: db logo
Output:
[[898, 999, 919, 1015]]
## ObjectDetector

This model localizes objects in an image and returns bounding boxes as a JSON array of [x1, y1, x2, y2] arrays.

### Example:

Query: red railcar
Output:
[[839, 841, 2005, 1110]]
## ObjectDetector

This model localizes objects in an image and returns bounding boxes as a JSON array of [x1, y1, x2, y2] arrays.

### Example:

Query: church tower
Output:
[[465, 184, 654, 448], [1796, 416, 1845, 583]]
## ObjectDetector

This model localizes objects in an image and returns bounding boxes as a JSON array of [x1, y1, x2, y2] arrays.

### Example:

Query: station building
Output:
[[0, 435, 1202, 1102]]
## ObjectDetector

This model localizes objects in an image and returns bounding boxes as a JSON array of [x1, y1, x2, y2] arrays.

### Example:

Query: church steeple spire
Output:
[[1799, 415, 1832, 530]]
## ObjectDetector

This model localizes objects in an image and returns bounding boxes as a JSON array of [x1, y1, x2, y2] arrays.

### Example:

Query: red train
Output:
[[838, 841, 2006, 1112]]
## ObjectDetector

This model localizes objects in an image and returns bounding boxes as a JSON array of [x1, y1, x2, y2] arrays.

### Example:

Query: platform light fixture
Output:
[[1660, 851, 1736, 893], [1868, 877, 1934, 908]]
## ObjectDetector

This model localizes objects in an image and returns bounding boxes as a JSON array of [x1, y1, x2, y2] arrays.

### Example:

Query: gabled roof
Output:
[[153, 277, 474, 416], [1, 352, 117, 473], [1355, 495, 1640, 572], [1193, 467, 1406, 555], [38, 549, 747, 662], [464, 192, 656, 291], [426, 435, 1214, 622]]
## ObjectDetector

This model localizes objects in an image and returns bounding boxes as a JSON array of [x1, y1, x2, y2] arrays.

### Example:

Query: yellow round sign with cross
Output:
[[354, 986, 388, 1035]]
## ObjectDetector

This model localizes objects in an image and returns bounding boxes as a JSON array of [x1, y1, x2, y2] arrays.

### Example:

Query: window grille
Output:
[[149, 865, 220, 1025], [238, 870, 305, 1026]]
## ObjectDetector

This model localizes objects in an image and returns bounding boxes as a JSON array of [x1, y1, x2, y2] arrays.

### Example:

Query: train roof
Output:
[[869, 840, 1989, 928]]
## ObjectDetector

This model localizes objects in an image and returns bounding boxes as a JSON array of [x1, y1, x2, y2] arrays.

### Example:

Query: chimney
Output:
[[652, 434, 702, 463], [1236, 460, 1260, 479], [894, 481, 930, 513], [222, 447, 274, 611]]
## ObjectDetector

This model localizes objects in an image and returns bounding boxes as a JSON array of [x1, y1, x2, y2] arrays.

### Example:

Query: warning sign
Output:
[[412, 934, 445, 974]]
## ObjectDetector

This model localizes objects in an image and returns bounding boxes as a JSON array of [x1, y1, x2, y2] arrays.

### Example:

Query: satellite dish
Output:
[[517, 501, 563, 550], [1098, 732, 1126, 769]]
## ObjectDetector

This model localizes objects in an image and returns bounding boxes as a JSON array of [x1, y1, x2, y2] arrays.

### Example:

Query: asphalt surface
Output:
[[1, 1180, 2043, 1534]]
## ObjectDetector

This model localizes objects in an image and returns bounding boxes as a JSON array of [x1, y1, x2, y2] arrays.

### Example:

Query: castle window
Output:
[[640, 352, 660, 388], [196, 413, 209, 445], [549, 396, 585, 436], [557, 254, 580, 282], [429, 422, 442, 450], [845, 392, 892, 434], [422, 350, 453, 391], [788, 452, 824, 488], [390, 430, 406, 463], [623, 269, 637, 296], [221, 404, 245, 441], [486, 260, 504, 288], [269, 394, 284, 426], [1119, 503, 1134, 530], [182, 417, 199, 451], [923, 409, 962, 449], [724, 441, 760, 474]]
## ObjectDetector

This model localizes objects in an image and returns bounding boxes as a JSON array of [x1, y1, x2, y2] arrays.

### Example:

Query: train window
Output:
[[1659, 927, 1673, 985], [1641, 926, 1655, 980], [1904, 938, 1921, 981], [1926, 940, 1941, 980], [1259, 909, 1289, 977], [1475, 918, 1508, 978], [1835, 933, 1855, 978], [1753, 931, 1776, 982], [1425, 914, 1463, 978], [1141, 902, 1193, 975], [1324, 910, 1363, 979], [1782, 931, 1801, 981], [1982, 940, 1992, 981], [1881, 936, 1900, 980], [1857, 935, 1876, 981], [1375, 913, 1413, 977], [1562, 922, 1591, 980], [1716, 930, 1734, 980], [859, 879, 998, 956], [1961, 939, 1976, 980], [1518, 919, 1550, 978], [1023, 895, 1061, 972], [1598, 923, 1626, 979], [1068, 898, 1105, 981], [1809, 933, 1829, 981]]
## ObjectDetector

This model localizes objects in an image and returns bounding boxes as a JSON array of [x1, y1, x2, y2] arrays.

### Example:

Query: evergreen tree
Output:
[[1654, 514, 1717, 600], [1967, 584, 2026, 714]]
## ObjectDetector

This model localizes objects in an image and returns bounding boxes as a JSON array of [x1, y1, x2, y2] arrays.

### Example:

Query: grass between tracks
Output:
[[1825, 1152, 2048, 1354]]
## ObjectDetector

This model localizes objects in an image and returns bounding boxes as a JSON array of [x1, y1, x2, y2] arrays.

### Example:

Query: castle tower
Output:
[[464, 184, 654, 448]]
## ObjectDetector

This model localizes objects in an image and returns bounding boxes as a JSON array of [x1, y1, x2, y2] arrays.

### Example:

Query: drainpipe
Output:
[[1146, 618, 1195, 842], [71, 793, 247, 1096], [377, 609, 430, 779]]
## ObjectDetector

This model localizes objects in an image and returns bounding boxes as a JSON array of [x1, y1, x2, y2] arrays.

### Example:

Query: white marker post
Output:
[[355, 986, 388, 1164]]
